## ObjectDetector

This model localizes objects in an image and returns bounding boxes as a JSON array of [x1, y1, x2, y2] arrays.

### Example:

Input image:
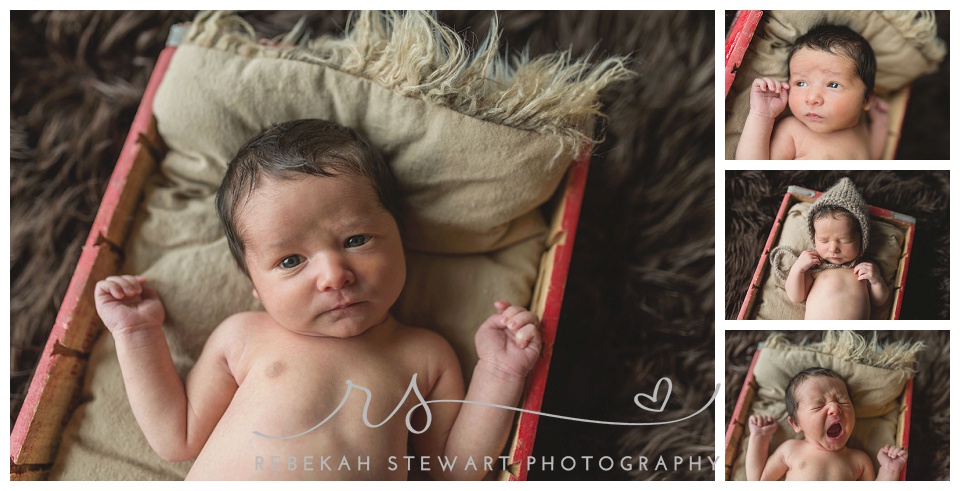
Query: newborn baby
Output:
[[95, 119, 542, 480], [773, 177, 889, 319], [747, 367, 907, 480], [736, 24, 889, 160]]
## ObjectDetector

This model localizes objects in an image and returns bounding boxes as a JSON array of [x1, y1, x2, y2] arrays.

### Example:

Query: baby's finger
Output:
[[506, 311, 539, 331], [118, 275, 143, 297], [493, 300, 512, 313], [104, 279, 128, 300], [514, 323, 540, 351], [500, 305, 527, 323]]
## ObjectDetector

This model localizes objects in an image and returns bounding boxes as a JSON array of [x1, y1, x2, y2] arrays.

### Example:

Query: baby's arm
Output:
[[876, 445, 908, 480], [412, 301, 541, 480], [868, 97, 890, 160], [94, 275, 238, 461], [736, 78, 790, 160], [746, 415, 786, 480], [854, 262, 890, 306], [785, 250, 819, 303]]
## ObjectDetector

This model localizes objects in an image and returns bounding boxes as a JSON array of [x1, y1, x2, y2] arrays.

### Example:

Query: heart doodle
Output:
[[634, 377, 673, 413]]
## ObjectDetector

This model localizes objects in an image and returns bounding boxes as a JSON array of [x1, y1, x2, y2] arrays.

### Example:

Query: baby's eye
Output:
[[279, 255, 304, 269], [795, 81, 807, 87], [827, 82, 840, 89], [345, 235, 371, 248]]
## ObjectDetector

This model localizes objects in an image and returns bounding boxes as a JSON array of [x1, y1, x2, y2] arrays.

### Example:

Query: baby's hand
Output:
[[869, 96, 890, 128], [94, 275, 165, 336], [749, 77, 790, 120], [854, 262, 881, 285], [877, 444, 907, 471], [796, 250, 821, 272], [748, 414, 778, 440], [474, 301, 541, 381]]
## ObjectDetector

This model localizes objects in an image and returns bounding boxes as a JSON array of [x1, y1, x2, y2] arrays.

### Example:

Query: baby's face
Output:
[[788, 48, 870, 134], [813, 213, 860, 265], [239, 173, 406, 338], [788, 375, 856, 452]]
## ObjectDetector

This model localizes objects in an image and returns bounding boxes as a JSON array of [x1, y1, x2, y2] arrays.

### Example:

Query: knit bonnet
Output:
[[807, 177, 871, 259]]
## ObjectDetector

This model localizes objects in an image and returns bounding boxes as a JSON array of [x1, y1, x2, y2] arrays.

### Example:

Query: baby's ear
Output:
[[863, 92, 873, 111], [787, 416, 802, 434], [252, 288, 260, 300]]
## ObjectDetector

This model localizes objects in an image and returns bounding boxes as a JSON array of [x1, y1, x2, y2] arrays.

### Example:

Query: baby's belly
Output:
[[186, 379, 413, 480], [805, 269, 870, 320]]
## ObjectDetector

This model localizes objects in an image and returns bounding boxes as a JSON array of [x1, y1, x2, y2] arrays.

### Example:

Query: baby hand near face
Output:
[[749, 77, 790, 120], [877, 444, 908, 472], [869, 97, 890, 127], [474, 300, 542, 381], [796, 250, 822, 272], [748, 414, 779, 440], [854, 262, 881, 284], [95, 275, 165, 336]]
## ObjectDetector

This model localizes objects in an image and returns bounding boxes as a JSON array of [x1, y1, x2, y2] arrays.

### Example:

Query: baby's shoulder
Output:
[[770, 116, 805, 159], [774, 115, 808, 135], [204, 311, 270, 348], [393, 324, 456, 356], [390, 323, 460, 374]]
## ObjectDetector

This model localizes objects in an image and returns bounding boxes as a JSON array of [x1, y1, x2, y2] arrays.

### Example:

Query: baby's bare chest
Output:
[[806, 269, 869, 319], [794, 128, 869, 160], [234, 339, 427, 423], [786, 449, 861, 480]]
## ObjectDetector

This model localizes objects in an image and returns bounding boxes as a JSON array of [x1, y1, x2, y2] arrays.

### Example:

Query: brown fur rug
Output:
[[10, 11, 714, 480], [725, 331, 950, 480], [725, 170, 950, 320]]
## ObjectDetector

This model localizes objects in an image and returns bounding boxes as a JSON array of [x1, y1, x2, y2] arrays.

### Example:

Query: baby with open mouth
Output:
[[746, 367, 907, 480]]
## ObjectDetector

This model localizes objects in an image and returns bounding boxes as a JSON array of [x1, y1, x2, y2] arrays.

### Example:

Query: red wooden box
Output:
[[724, 346, 913, 480], [10, 42, 588, 481], [737, 185, 915, 320]]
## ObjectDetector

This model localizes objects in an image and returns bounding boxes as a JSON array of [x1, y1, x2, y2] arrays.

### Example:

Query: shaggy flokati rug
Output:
[[10, 11, 714, 480], [725, 331, 950, 480]]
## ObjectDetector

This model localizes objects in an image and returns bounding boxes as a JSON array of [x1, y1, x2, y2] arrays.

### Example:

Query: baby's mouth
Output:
[[827, 423, 843, 439]]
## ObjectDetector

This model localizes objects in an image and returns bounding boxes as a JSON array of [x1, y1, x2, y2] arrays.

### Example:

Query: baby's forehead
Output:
[[814, 212, 856, 229], [790, 47, 857, 74], [797, 375, 850, 398]]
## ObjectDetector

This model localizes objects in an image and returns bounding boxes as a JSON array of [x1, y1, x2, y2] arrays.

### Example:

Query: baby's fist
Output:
[[854, 262, 880, 284], [796, 250, 821, 272], [94, 275, 165, 335], [474, 301, 541, 381], [748, 414, 778, 439], [877, 444, 907, 471]]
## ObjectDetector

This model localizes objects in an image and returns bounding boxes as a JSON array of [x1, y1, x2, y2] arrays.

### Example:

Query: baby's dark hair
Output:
[[216, 119, 403, 276], [788, 24, 876, 102], [785, 367, 851, 420]]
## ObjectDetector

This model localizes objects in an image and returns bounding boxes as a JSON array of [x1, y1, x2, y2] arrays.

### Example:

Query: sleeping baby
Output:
[[94, 119, 541, 480], [772, 177, 889, 319], [746, 367, 907, 480]]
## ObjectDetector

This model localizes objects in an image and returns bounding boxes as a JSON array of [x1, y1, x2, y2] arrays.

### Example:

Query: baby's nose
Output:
[[806, 89, 823, 105], [315, 254, 355, 291]]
